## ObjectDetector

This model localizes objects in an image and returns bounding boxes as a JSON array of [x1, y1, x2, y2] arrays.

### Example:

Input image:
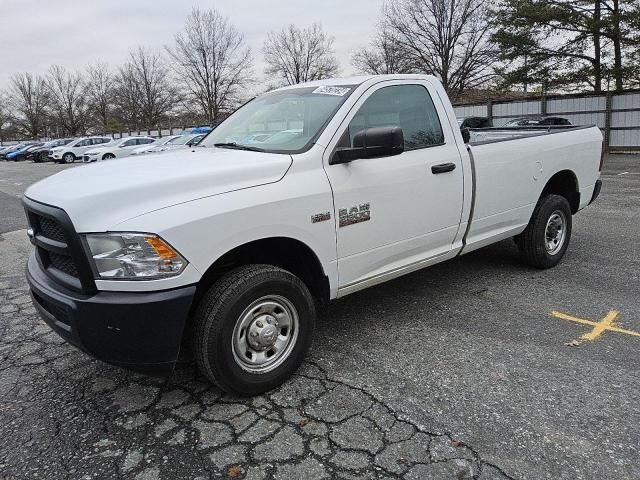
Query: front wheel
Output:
[[193, 265, 316, 396], [516, 194, 572, 269], [102, 153, 115, 160], [63, 153, 75, 164]]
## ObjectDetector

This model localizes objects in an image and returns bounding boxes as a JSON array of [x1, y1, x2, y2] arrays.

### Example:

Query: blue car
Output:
[[6, 143, 42, 161], [189, 126, 213, 134], [1, 143, 34, 160]]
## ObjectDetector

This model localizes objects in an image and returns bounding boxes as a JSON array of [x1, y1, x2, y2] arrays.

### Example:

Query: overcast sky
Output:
[[0, 0, 385, 91]]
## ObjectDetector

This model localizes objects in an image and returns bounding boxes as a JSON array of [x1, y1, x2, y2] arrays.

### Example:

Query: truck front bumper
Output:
[[26, 252, 196, 373]]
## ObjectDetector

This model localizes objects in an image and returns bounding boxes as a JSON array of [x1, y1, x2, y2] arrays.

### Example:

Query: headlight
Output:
[[85, 233, 187, 279]]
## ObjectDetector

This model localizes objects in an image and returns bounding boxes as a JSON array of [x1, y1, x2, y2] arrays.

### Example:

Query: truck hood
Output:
[[25, 147, 292, 231]]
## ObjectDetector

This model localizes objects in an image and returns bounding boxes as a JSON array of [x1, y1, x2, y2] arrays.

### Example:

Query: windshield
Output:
[[158, 136, 178, 145], [201, 85, 356, 153], [168, 135, 195, 145]]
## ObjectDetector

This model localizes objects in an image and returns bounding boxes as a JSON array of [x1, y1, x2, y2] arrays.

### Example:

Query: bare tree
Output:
[[384, 0, 497, 94], [7, 72, 49, 138], [352, 28, 416, 75], [167, 7, 253, 124], [86, 62, 114, 131], [0, 91, 17, 143], [263, 23, 339, 85], [46, 65, 89, 136], [113, 47, 179, 129], [113, 62, 142, 130]]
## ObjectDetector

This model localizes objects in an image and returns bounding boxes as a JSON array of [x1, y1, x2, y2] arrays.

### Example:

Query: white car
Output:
[[129, 135, 181, 156], [82, 136, 156, 162], [144, 133, 205, 154], [24, 74, 602, 395], [50, 136, 112, 163]]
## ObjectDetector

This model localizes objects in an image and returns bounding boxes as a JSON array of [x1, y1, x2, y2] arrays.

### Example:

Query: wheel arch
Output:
[[541, 169, 580, 214], [194, 236, 330, 309]]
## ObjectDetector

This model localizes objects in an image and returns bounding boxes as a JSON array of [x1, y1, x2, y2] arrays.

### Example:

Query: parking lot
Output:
[[0, 155, 638, 480]]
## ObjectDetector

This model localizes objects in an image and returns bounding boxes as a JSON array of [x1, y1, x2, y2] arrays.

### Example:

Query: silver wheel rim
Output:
[[231, 295, 299, 374], [64, 154, 73, 163], [545, 210, 567, 255]]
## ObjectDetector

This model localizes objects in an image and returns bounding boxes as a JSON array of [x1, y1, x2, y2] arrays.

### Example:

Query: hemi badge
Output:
[[311, 212, 331, 223]]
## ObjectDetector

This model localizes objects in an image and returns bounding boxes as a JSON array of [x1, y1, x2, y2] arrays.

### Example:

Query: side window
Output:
[[346, 85, 444, 151], [76, 140, 88, 147], [122, 139, 136, 147], [138, 138, 154, 145]]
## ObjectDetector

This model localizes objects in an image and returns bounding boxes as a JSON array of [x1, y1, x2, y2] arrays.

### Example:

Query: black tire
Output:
[[193, 264, 315, 396], [63, 153, 75, 164], [102, 153, 115, 160], [516, 194, 572, 269]]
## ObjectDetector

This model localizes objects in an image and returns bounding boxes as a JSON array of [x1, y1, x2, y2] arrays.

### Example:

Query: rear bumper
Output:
[[27, 252, 196, 373]]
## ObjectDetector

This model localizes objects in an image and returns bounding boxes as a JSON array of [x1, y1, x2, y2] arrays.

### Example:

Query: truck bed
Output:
[[460, 124, 603, 253], [467, 125, 597, 145]]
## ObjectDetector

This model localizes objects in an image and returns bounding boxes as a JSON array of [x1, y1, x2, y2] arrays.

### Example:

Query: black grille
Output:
[[32, 292, 70, 325], [39, 216, 66, 243], [48, 252, 79, 277], [25, 197, 95, 293]]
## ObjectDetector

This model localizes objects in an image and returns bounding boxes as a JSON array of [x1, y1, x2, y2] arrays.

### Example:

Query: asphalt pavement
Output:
[[0, 155, 638, 480]]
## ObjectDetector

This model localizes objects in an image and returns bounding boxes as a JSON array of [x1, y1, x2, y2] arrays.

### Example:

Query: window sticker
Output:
[[312, 86, 351, 96]]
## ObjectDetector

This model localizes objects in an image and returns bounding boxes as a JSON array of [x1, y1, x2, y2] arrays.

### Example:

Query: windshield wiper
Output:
[[213, 142, 264, 152]]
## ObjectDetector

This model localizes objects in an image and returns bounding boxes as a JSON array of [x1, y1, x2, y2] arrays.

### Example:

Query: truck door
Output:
[[323, 80, 464, 292]]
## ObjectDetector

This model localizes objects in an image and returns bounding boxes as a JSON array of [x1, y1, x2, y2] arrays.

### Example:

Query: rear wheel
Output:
[[193, 265, 315, 396], [63, 153, 75, 164], [516, 194, 572, 269]]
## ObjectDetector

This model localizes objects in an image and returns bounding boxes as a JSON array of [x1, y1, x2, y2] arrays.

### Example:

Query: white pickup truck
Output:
[[24, 75, 603, 395]]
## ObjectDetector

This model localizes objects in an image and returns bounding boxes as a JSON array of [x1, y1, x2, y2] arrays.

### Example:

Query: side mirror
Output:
[[331, 126, 404, 164], [461, 127, 471, 144]]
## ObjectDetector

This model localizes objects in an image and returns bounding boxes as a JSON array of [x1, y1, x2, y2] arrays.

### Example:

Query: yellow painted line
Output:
[[550, 310, 640, 341], [580, 310, 617, 341], [551, 311, 598, 327]]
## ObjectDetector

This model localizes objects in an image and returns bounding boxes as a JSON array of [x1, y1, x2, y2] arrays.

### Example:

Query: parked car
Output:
[[1, 142, 36, 160], [6, 143, 44, 161], [538, 116, 572, 126], [24, 74, 602, 395], [50, 136, 113, 163], [189, 126, 213, 135], [129, 135, 181, 156], [28, 139, 74, 162], [503, 116, 571, 127], [457, 116, 492, 128], [83, 136, 156, 162], [144, 133, 205, 154], [0, 145, 18, 157]]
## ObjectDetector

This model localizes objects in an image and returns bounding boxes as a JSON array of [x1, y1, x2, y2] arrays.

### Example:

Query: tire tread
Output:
[[517, 194, 572, 269], [193, 264, 314, 395]]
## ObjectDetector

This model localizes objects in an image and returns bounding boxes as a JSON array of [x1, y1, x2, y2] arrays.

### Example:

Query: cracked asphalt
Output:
[[1, 155, 639, 480]]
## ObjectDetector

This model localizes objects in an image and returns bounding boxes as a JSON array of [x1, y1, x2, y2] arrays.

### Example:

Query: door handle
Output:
[[431, 163, 456, 174]]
